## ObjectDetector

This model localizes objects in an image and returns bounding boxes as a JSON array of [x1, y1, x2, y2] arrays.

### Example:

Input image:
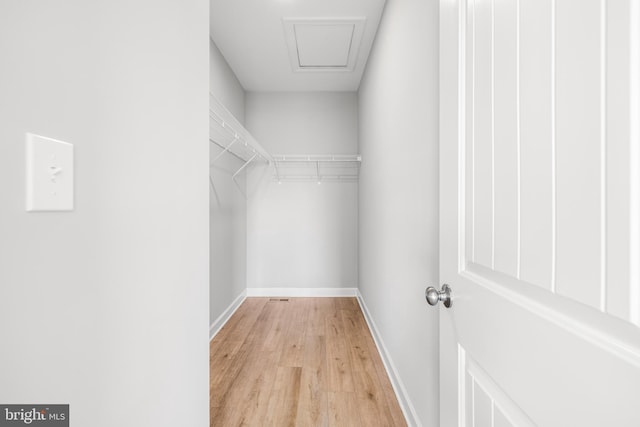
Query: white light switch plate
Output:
[[26, 133, 74, 212]]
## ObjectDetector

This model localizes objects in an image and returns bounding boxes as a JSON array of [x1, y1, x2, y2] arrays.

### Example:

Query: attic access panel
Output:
[[283, 18, 366, 72], [295, 23, 353, 67]]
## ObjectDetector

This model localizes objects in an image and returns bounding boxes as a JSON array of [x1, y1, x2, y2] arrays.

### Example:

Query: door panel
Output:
[[554, 0, 602, 309], [440, 0, 640, 425], [451, 267, 640, 426], [463, 351, 534, 427], [493, 0, 518, 278], [453, 0, 640, 330], [606, 0, 633, 321], [493, 408, 516, 427], [472, 0, 494, 269], [518, 0, 553, 291]]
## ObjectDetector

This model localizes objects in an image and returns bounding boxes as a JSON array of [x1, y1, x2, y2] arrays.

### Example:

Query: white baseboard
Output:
[[356, 290, 421, 427], [209, 290, 247, 341], [246, 287, 358, 297]]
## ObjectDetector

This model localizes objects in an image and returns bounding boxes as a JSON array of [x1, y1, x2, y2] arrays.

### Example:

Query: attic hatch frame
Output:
[[282, 17, 367, 73]]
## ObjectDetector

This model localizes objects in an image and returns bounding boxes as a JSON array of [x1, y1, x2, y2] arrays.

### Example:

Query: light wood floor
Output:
[[210, 297, 407, 427]]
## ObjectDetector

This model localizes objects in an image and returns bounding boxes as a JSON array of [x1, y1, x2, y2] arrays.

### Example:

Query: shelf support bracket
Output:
[[231, 153, 258, 193], [211, 135, 239, 166], [275, 160, 282, 183]]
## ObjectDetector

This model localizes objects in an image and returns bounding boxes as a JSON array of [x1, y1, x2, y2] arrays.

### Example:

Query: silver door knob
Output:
[[425, 284, 452, 308]]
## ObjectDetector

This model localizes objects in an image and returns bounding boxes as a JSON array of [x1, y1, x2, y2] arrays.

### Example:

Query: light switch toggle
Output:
[[50, 166, 63, 182], [26, 133, 74, 212]]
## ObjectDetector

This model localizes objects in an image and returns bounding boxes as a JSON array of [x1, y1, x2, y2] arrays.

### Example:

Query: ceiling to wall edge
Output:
[[209, 0, 387, 92]]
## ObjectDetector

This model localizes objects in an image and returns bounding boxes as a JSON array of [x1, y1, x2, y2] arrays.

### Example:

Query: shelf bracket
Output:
[[211, 135, 239, 166], [231, 153, 258, 196], [275, 159, 282, 183], [232, 152, 258, 179]]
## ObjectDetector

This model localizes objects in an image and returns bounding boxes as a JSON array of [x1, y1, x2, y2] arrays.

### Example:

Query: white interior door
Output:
[[439, 0, 640, 426]]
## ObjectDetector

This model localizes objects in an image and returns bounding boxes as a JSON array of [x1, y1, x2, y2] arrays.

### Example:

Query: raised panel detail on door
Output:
[[460, 347, 534, 427], [440, 0, 640, 425], [471, 0, 494, 269], [462, 0, 640, 325], [518, 0, 553, 291], [606, 0, 637, 324], [493, 0, 518, 278], [554, 0, 603, 310]]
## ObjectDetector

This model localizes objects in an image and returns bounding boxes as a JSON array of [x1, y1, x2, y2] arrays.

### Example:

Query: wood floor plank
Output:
[[335, 296, 359, 311], [279, 298, 308, 367], [210, 297, 407, 427], [328, 391, 361, 427], [304, 298, 329, 336], [353, 365, 397, 426], [264, 366, 303, 427], [209, 339, 244, 401], [363, 327, 408, 426], [260, 300, 290, 353], [210, 299, 272, 410], [296, 367, 329, 427], [296, 334, 329, 427], [211, 298, 267, 347], [210, 340, 253, 408], [325, 310, 355, 392], [225, 350, 280, 426]]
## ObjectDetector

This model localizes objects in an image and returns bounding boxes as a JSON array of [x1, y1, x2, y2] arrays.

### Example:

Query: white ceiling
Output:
[[209, 0, 387, 92]]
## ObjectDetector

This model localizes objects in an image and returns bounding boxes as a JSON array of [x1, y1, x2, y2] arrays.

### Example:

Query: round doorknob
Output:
[[425, 284, 452, 308]]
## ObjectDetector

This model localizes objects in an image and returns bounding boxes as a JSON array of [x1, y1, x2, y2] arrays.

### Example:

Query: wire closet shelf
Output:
[[209, 93, 361, 185], [273, 154, 361, 183], [209, 94, 272, 181]]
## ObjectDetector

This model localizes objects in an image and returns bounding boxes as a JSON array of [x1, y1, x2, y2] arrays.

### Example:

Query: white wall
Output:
[[245, 93, 358, 154], [245, 92, 359, 291], [358, 0, 440, 425], [0, 1, 209, 426], [209, 38, 247, 326], [210, 39, 245, 124]]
